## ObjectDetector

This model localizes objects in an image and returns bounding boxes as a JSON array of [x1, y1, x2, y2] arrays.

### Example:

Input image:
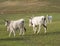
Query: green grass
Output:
[[0, 0, 60, 46], [0, 13, 60, 46]]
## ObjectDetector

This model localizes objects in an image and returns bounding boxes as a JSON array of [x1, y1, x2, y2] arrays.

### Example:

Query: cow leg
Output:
[[50, 19, 52, 23], [33, 26, 37, 34], [22, 28, 25, 35], [12, 30, 15, 37], [19, 28, 24, 36], [19, 28, 22, 35], [9, 30, 12, 37], [22, 32, 24, 35], [44, 27, 47, 33], [37, 24, 41, 34], [43, 24, 47, 33]]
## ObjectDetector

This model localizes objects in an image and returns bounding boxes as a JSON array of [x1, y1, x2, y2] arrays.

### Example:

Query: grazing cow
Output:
[[46, 15, 52, 23], [5, 19, 26, 37], [29, 16, 47, 34]]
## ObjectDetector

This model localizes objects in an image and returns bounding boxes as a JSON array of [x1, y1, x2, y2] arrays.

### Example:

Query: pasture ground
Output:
[[0, 13, 60, 46], [0, 0, 60, 13]]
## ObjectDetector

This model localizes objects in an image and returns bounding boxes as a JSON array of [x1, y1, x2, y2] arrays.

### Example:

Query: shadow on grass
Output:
[[40, 31, 60, 36], [0, 36, 31, 41], [0, 34, 37, 41], [0, 31, 60, 41]]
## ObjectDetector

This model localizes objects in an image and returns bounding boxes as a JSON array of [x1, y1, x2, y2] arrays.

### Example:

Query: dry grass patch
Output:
[[0, 1, 49, 7]]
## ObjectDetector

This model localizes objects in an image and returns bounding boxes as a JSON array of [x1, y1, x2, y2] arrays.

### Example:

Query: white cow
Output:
[[46, 15, 52, 23], [5, 19, 26, 37], [29, 16, 47, 34]]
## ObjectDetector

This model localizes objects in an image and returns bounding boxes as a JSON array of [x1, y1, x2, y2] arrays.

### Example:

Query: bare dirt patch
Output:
[[0, 1, 49, 7]]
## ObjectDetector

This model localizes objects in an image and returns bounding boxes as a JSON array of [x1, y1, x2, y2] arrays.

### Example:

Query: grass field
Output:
[[0, 13, 60, 46], [0, 0, 60, 46]]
